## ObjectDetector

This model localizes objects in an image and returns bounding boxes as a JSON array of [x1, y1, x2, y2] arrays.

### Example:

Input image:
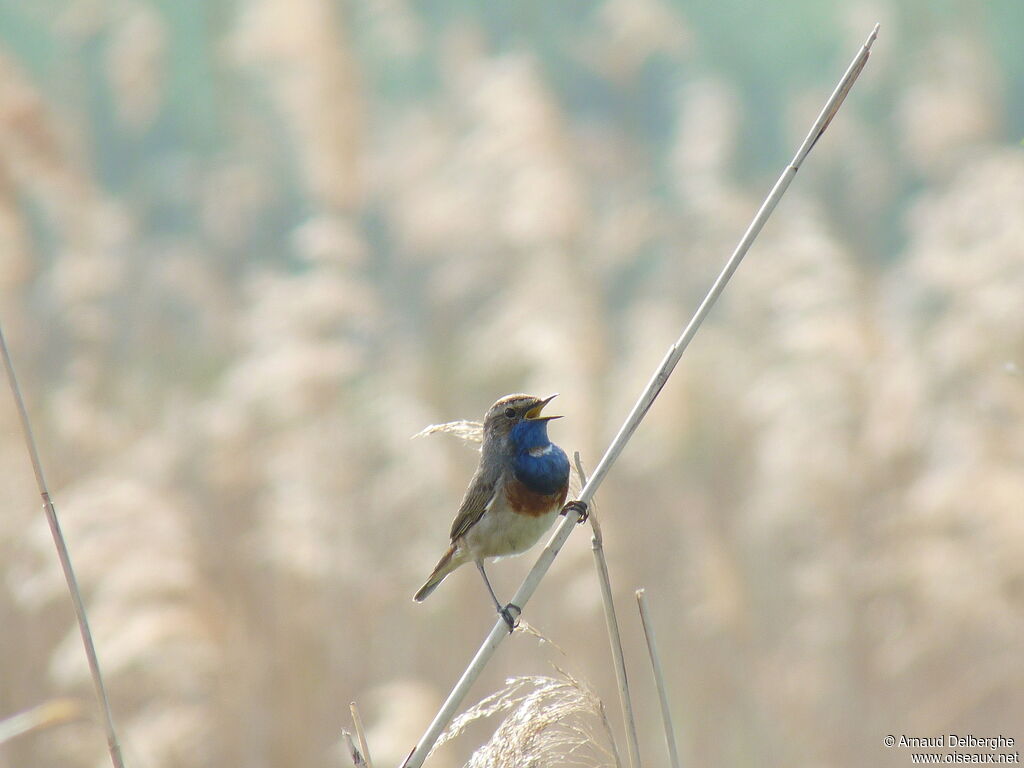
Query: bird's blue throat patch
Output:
[[510, 419, 569, 495]]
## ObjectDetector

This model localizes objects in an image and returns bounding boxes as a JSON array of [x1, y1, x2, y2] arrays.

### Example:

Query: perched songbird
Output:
[[414, 393, 583, 630]]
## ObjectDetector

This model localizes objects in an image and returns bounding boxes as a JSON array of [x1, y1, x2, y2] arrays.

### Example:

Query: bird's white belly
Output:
[[461, 495, 560, 560]]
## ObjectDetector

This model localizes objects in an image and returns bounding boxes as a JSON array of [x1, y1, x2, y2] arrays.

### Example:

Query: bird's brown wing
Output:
[[448, 465, 500, 542]]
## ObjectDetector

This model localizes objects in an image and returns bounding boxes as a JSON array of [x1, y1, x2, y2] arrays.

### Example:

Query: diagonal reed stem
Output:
[[343, 730, 370, 768], [402, 23, 879, 768], [350, 702, 375, 768], [0, 324, 127, 768], [0, 699, 83, 745]]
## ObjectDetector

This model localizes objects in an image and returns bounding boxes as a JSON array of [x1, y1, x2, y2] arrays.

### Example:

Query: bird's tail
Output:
[[414, 545, 461, 602]]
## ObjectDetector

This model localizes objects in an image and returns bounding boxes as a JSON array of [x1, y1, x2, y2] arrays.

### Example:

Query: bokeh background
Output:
[[1, 1, 1023, 766]]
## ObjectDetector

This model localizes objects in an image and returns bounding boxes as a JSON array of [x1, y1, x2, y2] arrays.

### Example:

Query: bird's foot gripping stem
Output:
[[499, 603, 522, 632], [560, 499, 589, 524]]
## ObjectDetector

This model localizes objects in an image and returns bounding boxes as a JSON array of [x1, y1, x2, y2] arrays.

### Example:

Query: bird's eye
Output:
[[504, 407, 516, 418]]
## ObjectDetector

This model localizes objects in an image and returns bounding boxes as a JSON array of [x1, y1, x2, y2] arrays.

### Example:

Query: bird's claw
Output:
[[561, 499, 589, 524], [499, 603, 521, 632]]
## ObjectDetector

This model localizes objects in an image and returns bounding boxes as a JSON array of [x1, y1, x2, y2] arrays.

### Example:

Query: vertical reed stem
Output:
[[636, 589, 681, 768], [576, 453, 640, 768]]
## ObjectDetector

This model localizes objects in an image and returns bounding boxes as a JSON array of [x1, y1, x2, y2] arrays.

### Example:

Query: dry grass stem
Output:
[[0, 699, 84, 745], [636, 590, 681, 768], [343, 729, 370, 768], [401, 24, 878, 768], [350, 702, 375, 768], [575, 452, 640, 768], [0, 324, 127, 768]]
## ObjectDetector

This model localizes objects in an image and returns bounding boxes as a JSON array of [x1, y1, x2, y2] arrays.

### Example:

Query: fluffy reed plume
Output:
[[105, 2, 167, 131], [232, 0, 363, 210], [434, 672, 619, 768], [413, 420, 484, 445], [18, 440, 217, 768], [869, 147, 1024, 730], [586, 0, 690, 78], [897, 34, 1000, 175]]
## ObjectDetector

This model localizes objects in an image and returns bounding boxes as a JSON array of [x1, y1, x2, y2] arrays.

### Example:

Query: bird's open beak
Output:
[[525, 393, 561, 421]]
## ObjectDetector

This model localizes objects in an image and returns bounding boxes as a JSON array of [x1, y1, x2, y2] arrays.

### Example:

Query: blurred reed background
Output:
[[1, 1, 1023, 766]]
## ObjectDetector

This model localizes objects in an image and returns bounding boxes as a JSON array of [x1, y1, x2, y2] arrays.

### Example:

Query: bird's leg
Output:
[[474, 559, 503, 612], [560, 499, 589, 524], [475, 559, 519, 632]]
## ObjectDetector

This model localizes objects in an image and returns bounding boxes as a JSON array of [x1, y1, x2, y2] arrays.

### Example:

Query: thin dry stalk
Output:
[[343, 729, 370, 768], [636, 590, 681, 768], [350, 702, 375, 768], [575, 452, 639, 768], [0, 699, 83, 745], [0, 324, 127, 768], [401, 25, 879, 768]]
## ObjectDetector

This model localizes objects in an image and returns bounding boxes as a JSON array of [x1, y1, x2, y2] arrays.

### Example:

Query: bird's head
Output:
[[482, 393, 561, 450]]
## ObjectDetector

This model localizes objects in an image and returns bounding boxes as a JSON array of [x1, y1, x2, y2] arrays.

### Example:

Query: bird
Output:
[[413, 393, 586, 630]]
